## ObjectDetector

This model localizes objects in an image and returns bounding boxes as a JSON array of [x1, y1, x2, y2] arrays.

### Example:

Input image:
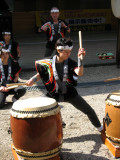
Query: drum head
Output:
[[106, 90, 120, 106], [11, 97, 60, 118], [111, 0, 120, 19]]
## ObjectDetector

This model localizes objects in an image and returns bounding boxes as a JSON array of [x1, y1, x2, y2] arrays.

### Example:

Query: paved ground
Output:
[[1, 65, 120, 160], [0, 31, 120, 160], [13, 31, 117, 70]]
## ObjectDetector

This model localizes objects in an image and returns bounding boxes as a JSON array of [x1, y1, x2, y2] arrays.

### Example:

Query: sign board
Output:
[[36, 9, 111, 32]]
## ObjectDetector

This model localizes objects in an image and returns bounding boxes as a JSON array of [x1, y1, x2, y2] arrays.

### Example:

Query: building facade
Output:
[[0, 0, 118, 34]]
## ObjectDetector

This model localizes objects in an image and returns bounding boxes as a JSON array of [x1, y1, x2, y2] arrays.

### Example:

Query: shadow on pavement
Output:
[[60, 151, 109, 160], [61, 134, 110, 160], [64, 134, 102, 154]]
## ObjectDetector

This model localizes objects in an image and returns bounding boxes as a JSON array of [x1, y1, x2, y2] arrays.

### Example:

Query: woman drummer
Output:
[[27, 37, 103, 132], [0, 47, 26, 108]]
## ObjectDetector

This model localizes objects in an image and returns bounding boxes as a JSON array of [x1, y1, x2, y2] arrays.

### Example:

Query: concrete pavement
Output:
[[13, 31, 117, 70]]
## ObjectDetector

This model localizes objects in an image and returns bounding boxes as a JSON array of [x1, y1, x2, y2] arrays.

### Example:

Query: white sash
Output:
[[52, 55, 68, 94], [0, 59, 11, 85]]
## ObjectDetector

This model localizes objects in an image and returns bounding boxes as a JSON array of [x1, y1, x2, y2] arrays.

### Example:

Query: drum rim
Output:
[[105, 93, 120, 107], [106, 133, 120, 144], [12, 144, 62, 159], [10, 97, 60, 118], [10, 104, 60, 118]]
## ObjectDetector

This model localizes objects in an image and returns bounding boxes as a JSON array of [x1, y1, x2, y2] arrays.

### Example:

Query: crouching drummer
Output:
[[26, 37, 103, 132], [0, 47, 26, 109]]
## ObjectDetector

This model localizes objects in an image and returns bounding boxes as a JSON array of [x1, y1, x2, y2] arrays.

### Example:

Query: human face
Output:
[[57, 49, 72, 62], [3, 34, 11, 43], [1, 52, 9, 63], [50, 12, 59, 22]]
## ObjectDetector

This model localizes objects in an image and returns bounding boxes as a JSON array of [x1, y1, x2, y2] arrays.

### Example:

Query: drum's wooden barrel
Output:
[[10, 97, 63, 160], [105, 91, 120, 145], [111, 0, 120, 19]]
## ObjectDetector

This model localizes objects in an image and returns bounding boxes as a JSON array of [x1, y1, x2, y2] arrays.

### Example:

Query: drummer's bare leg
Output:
[[66, 94, 102, 130]]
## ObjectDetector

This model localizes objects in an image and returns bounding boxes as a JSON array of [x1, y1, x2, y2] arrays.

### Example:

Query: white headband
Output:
[[57, 45, 73, 50], [2, 48, 10, 53], [2, 32, 11, 35], [51, 9, 59, 13]]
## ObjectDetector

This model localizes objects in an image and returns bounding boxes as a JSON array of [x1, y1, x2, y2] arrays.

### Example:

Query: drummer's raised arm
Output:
[[74, 48, 85, 76], [26, 73, 40, 86]]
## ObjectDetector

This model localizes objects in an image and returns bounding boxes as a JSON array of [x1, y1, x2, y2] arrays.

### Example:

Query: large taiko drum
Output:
[[10, 97, 63, 160], [111, 0, 120, 19], [105, 91, 120, 145]]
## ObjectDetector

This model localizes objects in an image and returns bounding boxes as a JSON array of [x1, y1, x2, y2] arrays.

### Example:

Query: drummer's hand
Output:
[[13, 75, 19, 83], [78, 48, 86, 59], [0, 86, 9, 92], [26, 79, 34, 86], [61, 22, 70, 33], [61, 22, 67, 28], [38, 27, 41, 32], [41, 25, 49, 32]]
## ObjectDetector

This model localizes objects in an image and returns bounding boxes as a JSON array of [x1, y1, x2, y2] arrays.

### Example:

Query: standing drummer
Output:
[[27, 37, 103, 132], [0, 47, 26, 108], [38, 7, 70, 57]]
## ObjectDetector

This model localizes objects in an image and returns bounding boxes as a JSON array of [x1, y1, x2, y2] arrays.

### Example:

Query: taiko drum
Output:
[[105, 91, 120, 145], [111, 0, 120, 19], [10, 97, 63, 160]]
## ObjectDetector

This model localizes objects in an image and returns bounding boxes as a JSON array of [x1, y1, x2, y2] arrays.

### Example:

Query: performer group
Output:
[[0, 7, 103, 132]]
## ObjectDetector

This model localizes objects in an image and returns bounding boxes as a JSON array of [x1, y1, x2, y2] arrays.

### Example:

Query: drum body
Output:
[[105, 91, 120, 145], [111, 0, 120, 19], [10, 97, 63, 160]]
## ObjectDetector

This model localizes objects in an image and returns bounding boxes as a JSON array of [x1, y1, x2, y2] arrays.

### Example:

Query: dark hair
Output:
[[55, 37, 73, 55], [51, 7, 59, 10], [55, 37, 73, 48]]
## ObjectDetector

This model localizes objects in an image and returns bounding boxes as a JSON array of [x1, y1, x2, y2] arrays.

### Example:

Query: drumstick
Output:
[[79, 31, 83, 60], [7, 85, 19, 90], [6, 82, 28, 87], [6, 82, 36, 87], [104, 77, 120, 82]]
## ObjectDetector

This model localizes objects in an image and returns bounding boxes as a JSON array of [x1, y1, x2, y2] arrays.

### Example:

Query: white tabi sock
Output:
[[96, 125, 103, 132]]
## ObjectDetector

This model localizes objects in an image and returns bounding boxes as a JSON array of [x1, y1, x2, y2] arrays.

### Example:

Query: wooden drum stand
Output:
[[101, 90, 120, 158], [101, 119, 120, 158]]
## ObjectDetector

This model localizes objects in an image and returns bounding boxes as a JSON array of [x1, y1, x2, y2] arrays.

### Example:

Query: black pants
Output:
[[65, 94, 101, 128], [0, 86, 26, 109]]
